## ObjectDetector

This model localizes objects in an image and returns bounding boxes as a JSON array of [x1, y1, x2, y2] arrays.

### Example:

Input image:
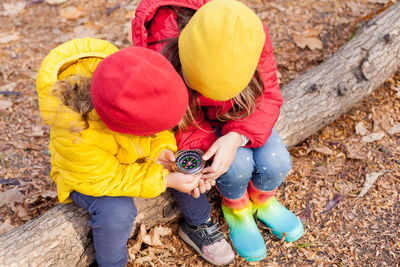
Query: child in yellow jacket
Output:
[[36, 38, 199, 267]]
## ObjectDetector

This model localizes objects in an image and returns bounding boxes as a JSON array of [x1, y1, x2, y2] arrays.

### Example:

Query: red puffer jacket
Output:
[[132, 0, 283, 152]]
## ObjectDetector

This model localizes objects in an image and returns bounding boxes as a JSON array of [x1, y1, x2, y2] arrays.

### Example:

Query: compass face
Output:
[[172, 149, 205, 174]]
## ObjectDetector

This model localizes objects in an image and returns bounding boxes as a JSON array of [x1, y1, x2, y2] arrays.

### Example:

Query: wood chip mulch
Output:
[[0, 0, 399, 266]]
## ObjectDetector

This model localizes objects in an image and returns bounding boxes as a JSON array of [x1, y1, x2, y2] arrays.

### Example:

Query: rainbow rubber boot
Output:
[[249, 181, 304, 242], [221, 191, 266, 262]]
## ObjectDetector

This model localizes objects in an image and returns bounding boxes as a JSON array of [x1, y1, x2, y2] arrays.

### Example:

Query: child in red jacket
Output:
[[132, 0, 304, 263]]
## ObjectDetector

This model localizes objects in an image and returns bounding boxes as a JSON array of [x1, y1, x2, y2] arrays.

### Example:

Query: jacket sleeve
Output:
[[221, 24, 283, 148], [176, 110, 218, 153], [51, 135, 168, 199], [148, 130, 178, 160]]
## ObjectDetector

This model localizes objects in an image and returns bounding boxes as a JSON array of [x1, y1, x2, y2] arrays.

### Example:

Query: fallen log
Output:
[[0, 192, 180, 266], [275, 2, 400, 147], [1, 2, 399, 266]]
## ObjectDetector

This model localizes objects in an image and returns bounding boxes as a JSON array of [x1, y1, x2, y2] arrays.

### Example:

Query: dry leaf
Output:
[[258, 10, 268, 21], [0, 100, 12, 110], [321, 195, 345, 214], [388, 123, 400, 135], [1, 2, 26, 16], [153, 225, 172, 236], [269, 3, 286, 12], [14, 142, 41, 150], [14, 204, 31, 221], [294, 27, 323, 37], [41, 189, 57, 199], [361, 132, 385, 142], [146, 226, 171, 247], [59, 6, 85, 20], [133, 256, 154, 266], [45, 0, 68, 4], [293, 35, 323, 50], [148, 228, 164, 247], [346, 2, 363, 16], [131, 224, 172, 251], [302, 249, 316, 260], [31, 126, 44, 137], [0, 188, 25, 209], [358, 171, 384, 197], [367, 0, 389, 3], [309, 145, 335, 156], [392, 84, 400, 98], [141, 231, 152, 247], [0, 32, 22, 44], [292, 27, 323, 51], [130, 224, 146, 253], [0, 82, 17, 92], [0, 219, 15, 235], [72, 25, 99, 39], [276, 70, 282, 83], [371, 112, 394, 132], [345, 139, 368, 160], [298, 201, 312, 222], [355, 122, 369, 136]]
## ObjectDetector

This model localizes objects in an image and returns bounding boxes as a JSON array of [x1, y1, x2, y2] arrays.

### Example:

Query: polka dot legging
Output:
[[216, 128, 292, 200]]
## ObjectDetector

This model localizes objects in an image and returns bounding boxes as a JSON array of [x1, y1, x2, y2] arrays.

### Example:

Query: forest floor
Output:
[[0, 0, 399, 266]]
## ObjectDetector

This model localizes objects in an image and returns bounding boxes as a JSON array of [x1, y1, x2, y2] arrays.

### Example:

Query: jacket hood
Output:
[[132, 0, 209, 47], [36, 38, 118, 130]]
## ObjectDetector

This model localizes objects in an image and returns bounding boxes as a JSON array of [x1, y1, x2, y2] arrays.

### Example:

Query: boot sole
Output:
[[178, 227, 234, 266], [283, 226, 304, 242]]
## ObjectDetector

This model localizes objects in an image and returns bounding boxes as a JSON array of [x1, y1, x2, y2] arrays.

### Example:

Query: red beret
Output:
[[91, 47, 188, 135]]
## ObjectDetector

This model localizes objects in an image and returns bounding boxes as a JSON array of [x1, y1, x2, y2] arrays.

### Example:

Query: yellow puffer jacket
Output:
[[36, 38, 176, 203]]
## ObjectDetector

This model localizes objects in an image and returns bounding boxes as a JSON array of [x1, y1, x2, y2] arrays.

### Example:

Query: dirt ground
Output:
[[0, 0, 399, 266]]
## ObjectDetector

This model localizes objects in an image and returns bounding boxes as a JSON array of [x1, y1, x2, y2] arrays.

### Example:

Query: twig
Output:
[[105, 3, 121, 16], [29, 0, 44, 6], [0, 91, 21, 96]]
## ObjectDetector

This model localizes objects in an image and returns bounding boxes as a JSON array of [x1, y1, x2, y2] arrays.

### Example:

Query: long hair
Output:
[[53, 75, 94, 131], [162, 6, 264, 131]]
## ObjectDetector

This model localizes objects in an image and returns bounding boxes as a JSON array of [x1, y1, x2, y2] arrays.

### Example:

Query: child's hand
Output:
[[157, 149, 175, 170], [202, 132, 242, 180], [165, 172, 202, 193], [189, 178, 216, 198]]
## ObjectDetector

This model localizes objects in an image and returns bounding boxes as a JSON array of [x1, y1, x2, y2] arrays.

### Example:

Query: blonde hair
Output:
[[162, 7, 264, 131], [216, 72, 264, 122], [53, 75, 94, 131]]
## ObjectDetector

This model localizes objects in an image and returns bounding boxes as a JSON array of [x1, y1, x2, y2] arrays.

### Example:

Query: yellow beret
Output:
[[178, 0, 265, 101]]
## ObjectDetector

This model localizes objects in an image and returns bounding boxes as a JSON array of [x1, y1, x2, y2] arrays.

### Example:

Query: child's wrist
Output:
[[164, 173, 172, 188], [226, 131, 243, 147]]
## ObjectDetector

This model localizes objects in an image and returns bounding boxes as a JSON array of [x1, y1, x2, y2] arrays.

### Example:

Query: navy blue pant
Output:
[[173, 128, 291, 226], [70, 191, 136, 267]]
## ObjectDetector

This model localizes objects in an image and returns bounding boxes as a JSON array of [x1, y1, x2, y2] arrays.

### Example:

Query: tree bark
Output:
[[276, 2, 400, 147], [0, 192, 180, 266], [1, 2, 399, 266]]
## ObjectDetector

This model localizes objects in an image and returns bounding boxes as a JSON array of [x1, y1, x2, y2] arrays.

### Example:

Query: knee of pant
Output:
[[91, 197, 136, 232], [260, 154, 292, 179], [256, 151, 292, 177], [228, 148, 254, 178], [219, 160, 253, 185]]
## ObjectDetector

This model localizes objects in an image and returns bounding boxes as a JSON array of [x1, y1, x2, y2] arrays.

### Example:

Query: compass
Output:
[[172, 149, 205, 174]]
